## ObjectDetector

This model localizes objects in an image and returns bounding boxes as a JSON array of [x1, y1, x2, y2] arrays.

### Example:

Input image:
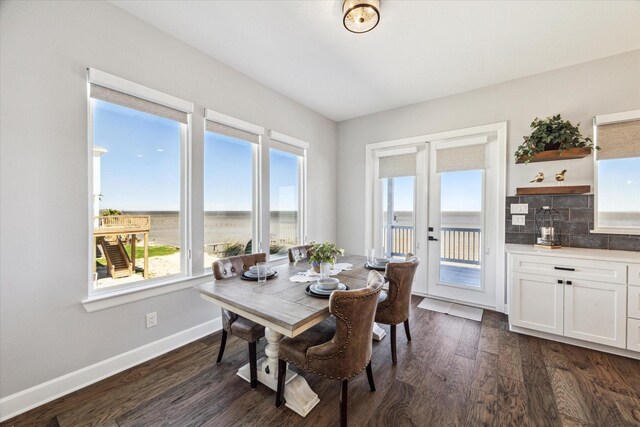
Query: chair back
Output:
[[287, 245, 313, 263], [308, 271, 384, 379], [377, 254, 420, 325], [212, 253, 267, 280]]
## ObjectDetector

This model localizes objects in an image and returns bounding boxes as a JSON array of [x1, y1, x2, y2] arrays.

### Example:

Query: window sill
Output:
[[590, 228, 640, 236], [82, 274, 213, 313]]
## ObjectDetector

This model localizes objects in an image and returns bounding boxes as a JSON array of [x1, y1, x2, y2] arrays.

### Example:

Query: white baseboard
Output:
[[0, 317, 222, 422]]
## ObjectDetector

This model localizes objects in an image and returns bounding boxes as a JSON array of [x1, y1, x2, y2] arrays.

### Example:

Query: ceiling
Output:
[[112, 1, 640, 122]]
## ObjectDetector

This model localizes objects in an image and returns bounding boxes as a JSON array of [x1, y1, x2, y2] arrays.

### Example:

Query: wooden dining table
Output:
[[194, 254, 385, 417]]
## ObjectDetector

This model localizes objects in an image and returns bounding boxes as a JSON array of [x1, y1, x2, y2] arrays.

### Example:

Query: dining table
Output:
[[194, 254, 386, 417]]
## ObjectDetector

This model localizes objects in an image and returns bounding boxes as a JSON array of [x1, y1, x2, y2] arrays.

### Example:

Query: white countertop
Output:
[[506, 244, 640, 263]]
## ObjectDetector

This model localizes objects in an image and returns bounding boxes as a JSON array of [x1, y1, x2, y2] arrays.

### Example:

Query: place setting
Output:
[[304, 277, 350, 299], [240, 263, 278, 282]]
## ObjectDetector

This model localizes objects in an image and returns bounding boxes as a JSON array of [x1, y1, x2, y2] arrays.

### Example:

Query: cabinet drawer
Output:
[[628, 318, 640, 352], [511, 254, 627, 284], [629, 264, 640, 286], [629, 286, 640, 320]]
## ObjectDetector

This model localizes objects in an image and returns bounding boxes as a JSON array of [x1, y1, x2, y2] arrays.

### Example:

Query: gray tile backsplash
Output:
[[505, 194, 640, 251]]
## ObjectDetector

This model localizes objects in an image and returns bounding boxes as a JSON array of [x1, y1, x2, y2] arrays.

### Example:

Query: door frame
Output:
[[364, 121, 507, 312]]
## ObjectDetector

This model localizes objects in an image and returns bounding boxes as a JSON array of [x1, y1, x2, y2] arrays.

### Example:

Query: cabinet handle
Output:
[[554, 266, 575, 272], [566, 280, 572, 285], [557, 279, 564, 284]]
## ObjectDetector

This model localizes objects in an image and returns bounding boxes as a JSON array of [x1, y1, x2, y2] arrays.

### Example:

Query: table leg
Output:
[[236, 327, 320, 417], [372, 322, 387, 341]]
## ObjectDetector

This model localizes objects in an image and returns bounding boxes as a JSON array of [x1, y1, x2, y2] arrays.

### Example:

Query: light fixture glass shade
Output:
[[343, 0, 380, 34]]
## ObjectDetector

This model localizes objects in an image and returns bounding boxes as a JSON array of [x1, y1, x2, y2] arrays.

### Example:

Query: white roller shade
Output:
[[90, 84, 189, 124], [269, 130, 307, 157], [436, 144, 485, 173], [270, 139, 305, 157], [597, 119, 640, 160], [379, 153, 417, 178], [205, 120, 260, 144]]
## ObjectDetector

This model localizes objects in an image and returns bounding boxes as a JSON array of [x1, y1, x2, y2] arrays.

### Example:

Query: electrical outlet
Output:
[[512, 215, 526, 226], [511, 203, 529, 214], [146, 312, 158, 328]]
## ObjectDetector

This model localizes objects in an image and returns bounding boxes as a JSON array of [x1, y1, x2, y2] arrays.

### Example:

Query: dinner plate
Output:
[[243, 269, 274, 277], [310, 282, 347, 295], [305, 283, 350, 298], [364, 262, 386, 271], [240, 271, 278, 281]]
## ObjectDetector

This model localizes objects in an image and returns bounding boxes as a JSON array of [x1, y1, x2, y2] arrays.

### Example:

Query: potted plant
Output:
[[308, 241, 344, 275], [515, 114, 598, 164]]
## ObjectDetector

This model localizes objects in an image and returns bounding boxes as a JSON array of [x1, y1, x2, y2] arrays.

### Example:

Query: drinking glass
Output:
[[320, 262, 331, 279], [256, 262, 268, 284], [368, 248, 376, 264]]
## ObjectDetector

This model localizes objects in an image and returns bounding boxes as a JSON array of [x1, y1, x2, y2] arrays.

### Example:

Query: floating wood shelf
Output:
[[516, 147, 592, 164], [516, 185, 591, 196]]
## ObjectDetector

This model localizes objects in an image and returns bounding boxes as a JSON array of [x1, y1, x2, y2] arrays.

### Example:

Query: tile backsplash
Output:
[[505, 194, 640, 251]]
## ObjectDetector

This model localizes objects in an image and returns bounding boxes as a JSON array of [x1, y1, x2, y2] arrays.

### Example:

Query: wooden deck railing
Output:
[[383, 225, 481, 265], [94, 215, 151, 235]]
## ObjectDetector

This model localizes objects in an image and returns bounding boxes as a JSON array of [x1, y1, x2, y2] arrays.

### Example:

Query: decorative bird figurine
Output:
[[555, 169, 567, 182], [530, 172, 544, 183]]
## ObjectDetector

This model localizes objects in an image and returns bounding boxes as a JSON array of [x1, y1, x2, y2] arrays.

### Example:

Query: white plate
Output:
[[309, 283, 347, 295], [244, 269, 274, 277]]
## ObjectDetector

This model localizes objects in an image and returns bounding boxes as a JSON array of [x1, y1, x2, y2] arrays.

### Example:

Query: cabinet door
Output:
[[628, 319, 640, 352], [510, 272, 564, 335], [564, 279, 627, 348]]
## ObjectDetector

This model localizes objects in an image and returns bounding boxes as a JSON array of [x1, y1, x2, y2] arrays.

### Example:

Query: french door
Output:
[[424, 134, 500, 308], [368, 123, 505, 310]]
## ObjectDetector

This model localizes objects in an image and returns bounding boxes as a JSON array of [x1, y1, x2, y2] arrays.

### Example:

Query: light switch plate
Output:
[[511, 203, 529, 214], [512, 215, 526, 226]]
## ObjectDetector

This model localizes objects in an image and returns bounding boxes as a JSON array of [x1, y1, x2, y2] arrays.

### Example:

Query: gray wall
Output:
[[0, 1, 337, 397], [337, 50, 640, 255]]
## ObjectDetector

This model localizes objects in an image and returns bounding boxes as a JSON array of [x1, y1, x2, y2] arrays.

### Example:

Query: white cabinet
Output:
[[510, 272, 563, 335], [507, 247, 640, 355], [564, 279, 627, 348]]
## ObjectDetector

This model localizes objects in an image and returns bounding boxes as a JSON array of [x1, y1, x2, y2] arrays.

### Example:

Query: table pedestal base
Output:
[[372, 322, 387, 341]]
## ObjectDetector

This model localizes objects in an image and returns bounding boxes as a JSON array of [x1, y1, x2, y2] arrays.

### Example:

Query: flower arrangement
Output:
[[308, 241, 344, 265], [514, 114, 598, 164]]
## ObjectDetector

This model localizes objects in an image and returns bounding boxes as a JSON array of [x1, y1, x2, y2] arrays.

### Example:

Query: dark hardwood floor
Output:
[[3, 296, 640, 426]]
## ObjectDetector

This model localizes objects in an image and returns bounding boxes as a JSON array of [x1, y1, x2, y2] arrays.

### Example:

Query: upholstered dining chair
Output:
[[376, 254, 420, 365], [276, 271, 384, 427], [287, 244, 313, 263], [212, 253, 267, 389]]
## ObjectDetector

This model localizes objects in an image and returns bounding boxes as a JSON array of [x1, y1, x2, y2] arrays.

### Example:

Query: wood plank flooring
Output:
[[3, 296, 640, 427]]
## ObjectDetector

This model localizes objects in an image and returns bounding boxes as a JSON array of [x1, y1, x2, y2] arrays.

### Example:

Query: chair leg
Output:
[[403, 319, 412, 342], [276, 359, 287, 407], [249, 341, 257, 389], [340, 379, 348, 427], [390, 324, 397, 365], [366, 360, 375, 392], [216, 330, 227, 364]]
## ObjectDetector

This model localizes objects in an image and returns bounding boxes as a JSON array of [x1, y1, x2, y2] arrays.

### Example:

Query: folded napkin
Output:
[[288, 263, 354, 283]]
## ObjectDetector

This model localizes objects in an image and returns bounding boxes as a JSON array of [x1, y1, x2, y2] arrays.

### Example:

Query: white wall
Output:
[[0, 0, 337, 399], [337, 50, 640, 255]]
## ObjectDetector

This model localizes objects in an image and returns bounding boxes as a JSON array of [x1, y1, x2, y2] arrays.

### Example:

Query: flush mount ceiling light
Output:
[[343, 0, 380, 34]]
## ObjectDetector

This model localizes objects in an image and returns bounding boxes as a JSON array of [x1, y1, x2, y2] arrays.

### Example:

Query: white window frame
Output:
[[592, 110, 640, 236], [86, 68, 194, 299], [203, 109, 265, 270], [267, 130, 308, 262]]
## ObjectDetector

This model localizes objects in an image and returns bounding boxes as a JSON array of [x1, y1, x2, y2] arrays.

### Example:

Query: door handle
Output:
[[554, 266, 575, 272], [428, 236, 438, 241]]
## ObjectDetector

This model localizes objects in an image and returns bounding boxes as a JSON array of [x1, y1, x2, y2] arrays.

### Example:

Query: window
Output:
[[594, 111, 640, 234], [88, 69, 192, 293], [204, 115, 261, 263], [268, 132, 307, 259]]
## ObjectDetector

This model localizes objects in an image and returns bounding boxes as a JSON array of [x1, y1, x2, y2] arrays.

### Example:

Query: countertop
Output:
[[506, 243, 640, 263]]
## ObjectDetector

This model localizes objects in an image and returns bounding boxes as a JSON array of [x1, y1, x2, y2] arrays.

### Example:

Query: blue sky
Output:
[[598, 158, 639, 212], [95, 100, 298, 212]]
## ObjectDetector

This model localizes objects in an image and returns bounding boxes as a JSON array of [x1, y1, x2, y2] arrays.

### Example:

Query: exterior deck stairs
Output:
[[99, 236, 133, 278]]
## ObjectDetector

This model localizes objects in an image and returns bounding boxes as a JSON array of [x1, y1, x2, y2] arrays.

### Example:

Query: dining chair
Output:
[[376, 254, 420, 365], [287, 244, 313, 263], [212, 252, 267, 389], [276, 270, 384, 427]]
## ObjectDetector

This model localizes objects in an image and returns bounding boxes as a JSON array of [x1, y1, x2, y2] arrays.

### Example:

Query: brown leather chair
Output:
[[212, 253, 267, 388], [276, 271, 384, 427], [287, 244, 313, 263], [376, 254, 420, 365]]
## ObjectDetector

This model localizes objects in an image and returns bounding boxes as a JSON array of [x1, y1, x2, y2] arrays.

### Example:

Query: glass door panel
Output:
[[381, 176, 416, 259], [439, 170, 483, 288]]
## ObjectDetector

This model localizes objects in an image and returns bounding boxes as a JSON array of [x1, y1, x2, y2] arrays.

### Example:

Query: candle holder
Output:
[[534, 206, 561, 249]]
